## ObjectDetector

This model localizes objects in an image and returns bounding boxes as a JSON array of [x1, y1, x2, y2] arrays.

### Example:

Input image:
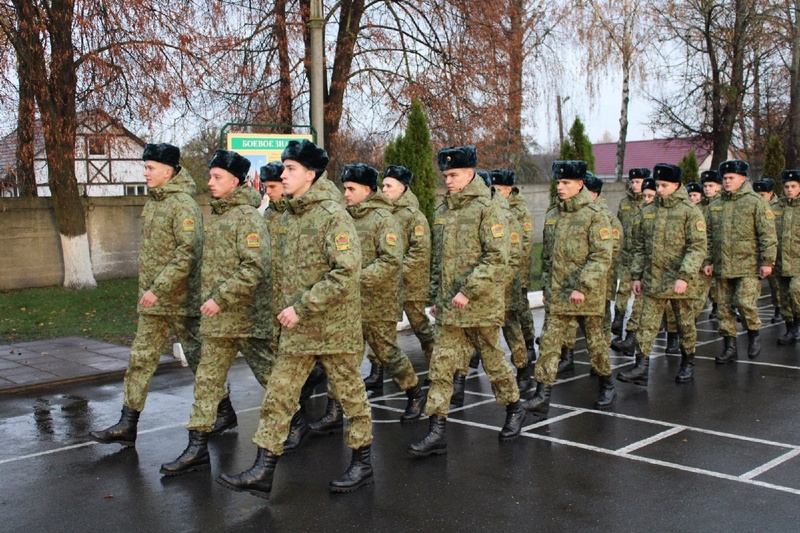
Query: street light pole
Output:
[[309, 0, 325, 148]]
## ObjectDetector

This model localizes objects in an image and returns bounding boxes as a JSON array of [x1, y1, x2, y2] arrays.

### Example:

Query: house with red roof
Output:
[[592, 138, 732, 180]]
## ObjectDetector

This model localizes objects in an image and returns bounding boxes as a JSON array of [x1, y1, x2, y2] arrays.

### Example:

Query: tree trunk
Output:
[[506, 0, 525, 171], [15, 56, 37, 197], [788, 0, 800, 167], [275, 0, 292, 132], [616, 55, 631, 181]]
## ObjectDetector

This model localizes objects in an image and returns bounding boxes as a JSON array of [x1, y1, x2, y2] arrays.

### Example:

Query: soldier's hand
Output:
[[200, 299, 221, 318], [674, 280, 688, 294], [429, 305, 436, 317], [569, 290, 585, 304], [139, 290, 158, 308], [452, 292, 469, 309], [760, 266, 773, 278], [703, 265, 713, 276], [278, 306, 300, 328], [632, 281, 642, 296]]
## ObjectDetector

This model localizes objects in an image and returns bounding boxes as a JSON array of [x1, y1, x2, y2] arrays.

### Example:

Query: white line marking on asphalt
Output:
[[615, 426, 686, 454], [740, 448, 800, 480]]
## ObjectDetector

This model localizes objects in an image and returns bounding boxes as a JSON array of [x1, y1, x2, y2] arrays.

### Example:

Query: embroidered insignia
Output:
[[696, 221, 706, 231], [414, 225, 425, 237], [386, 233, 397, 246], [335, 233, 351, 251], [511, 232, 520, 244], [523, 221, 533, 232], [491, 224, 505, 238], [599, 227, 611, 240], [182, 218, 195, 232], [246, 233, 260, 248]]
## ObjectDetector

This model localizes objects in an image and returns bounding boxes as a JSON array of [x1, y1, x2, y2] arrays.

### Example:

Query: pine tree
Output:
[[763, 135, 786, 195], [565, 118, 596, 172], [678, 150, 699, 184]]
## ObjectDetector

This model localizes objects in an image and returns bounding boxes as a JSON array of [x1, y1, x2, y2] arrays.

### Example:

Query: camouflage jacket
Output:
[[542, 187, 612, 316], [430, 177, 509, 327], [391, 189, 431, 303], [705, 182, 777, 278], [348, 191, 403, 322], [264, 199, 288, 316], [200, 186, 272, 338], [508, 188, 534, 289], [617, 188, 644, 268], [138, 172, 203, 316], [492, 189, 522, 310], [631, 186, 707, 299], [777, 196, 800, 276], [595, 195, 623, 301], [277, 178, 363, 356]]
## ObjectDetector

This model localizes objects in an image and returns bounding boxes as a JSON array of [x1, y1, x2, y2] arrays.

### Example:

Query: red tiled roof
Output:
[[593, 138, 713, 176]]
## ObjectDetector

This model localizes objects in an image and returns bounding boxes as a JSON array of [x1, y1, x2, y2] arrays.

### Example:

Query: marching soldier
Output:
[[701, 170, 723, 319], [686, 182, 703, 205], [753, 178, 783, 324], [776, 170, 800, 344]]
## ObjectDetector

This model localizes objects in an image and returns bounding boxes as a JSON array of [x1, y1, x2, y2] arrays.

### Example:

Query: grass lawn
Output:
[[0, 278, 140, 346]]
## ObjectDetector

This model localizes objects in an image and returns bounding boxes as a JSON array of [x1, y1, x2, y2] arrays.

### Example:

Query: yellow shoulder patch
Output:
[[696, 220, 706, 232], [491, 224, 505, 238], [246, 233, 260, 248], [644, 213, 656, 219], [335, 233, 351, 251], [434, 217, 445, 226], [766, 210, 775, 221], [599, 227, 611, 240], [510, 232, 520, 244], [711, 206, 723, 211], [414, 225, 425, 237], [182, 218, 195, 232], [774, 210, 783, 216], [386, 233, 397, 246], [612, 228, 620, 240], [621, 206, 631, 211], [544, 219, 557, 226], [279, 226, 288, 234], [523, 221, 533, 232]]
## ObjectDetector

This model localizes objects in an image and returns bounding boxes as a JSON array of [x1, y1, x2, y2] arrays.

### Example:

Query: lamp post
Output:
[[309, 0, 325, 148]]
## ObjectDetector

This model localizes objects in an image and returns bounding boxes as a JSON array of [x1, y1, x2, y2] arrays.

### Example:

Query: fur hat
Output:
[[653, 163, 682, 183], [476, 169, 492, 188], [753, 178, 775, 193], [437, 145, 478, 171], [642, 177, 656, 192], [583, 172, 603, 193], [552, 160, 587, 180], [490, 169, 515, 187], [700, 170, 721, 184], [341, 163, 379, 191], [781, 170, 800, 183], [208, 149, 250, 183], [142, 143, 181, 172], [383, 165, 413, 188], [719, 159, 749, 177], [259, 161, 284, 183], [629, 168, 651, 180], [686, 182, 702, 194], [281, 140, 329, 177]]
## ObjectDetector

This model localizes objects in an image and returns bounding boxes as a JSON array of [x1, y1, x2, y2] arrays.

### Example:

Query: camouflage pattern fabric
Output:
[[779, 277, 800, 320], [716, 277, 763, 335], [392, 188, 431, 303], [404, 301, 435, 359], [777, 196, 800, 318], [636, 298, 698, 356], [615, 189, 644, 315], [264, 198, 288, 355], [537, 315, 611, 384], [363, 321, 418, 390]]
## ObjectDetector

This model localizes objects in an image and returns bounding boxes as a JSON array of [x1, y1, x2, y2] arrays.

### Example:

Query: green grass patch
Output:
[[0, 278, 140, 345]]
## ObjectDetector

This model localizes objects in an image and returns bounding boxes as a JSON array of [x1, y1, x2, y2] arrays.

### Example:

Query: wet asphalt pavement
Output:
[[1, 293, 799, 532]]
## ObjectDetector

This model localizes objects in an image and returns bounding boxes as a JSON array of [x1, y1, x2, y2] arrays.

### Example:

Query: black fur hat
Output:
[[642, 177, 656, 192], [781, 170, 800, 183], [718, 159, 749, 177], [341, 163, 379, 191], [583, 172, 603, 193], [383, 165, 413, 188], [259, 161, 284, 183], [552, 160, 587, 180], [476, 169, 492, 188], [142, 143, 181, 172], [490, 169, 515, 187], [281, 140, 329, 177], [629, 168, 651, 180], [653, 163, 682, 183], [700, 170, 721, 184], [437, 145, 478, 171], [208, 149, 251, 183], [752, 178, 774, 193], [686, 182, 703, 194]]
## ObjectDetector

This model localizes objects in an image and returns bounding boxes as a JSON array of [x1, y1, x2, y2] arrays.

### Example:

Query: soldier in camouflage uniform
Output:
[[776, 170, 800, 344], [523, 161, 615, 421], [686, 182, 703, 205], [705, 160, 777, 363], [700, 170, 723, 319], [408, 146, 525, 457], [362, 165, 434, 394], [160, 150, 276, 476], [90, 143, 204, 448], [753, 178, 783, 324], [217, 140, 374, 498], [616, 164, 707, 385]]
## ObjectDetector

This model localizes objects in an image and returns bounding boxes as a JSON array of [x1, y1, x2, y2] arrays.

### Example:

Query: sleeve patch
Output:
[[434, 217, 446, 226], [523, 221, 533, 232], [696, 220, 706, 231], [246, 233, 261, 248], [510, 232, 520, 244], [711, 206, 723, 211], [766, 210, 775, 221], [182, 218, 195, 232], [599, 227, 611, 240], [279, 226, 288, 234], [335, 233, 351, 251], [491, 224, 505, 238], [644, 213, 656, 219], [386, 233, 397, 246], [544, 219, 557, 226], [414, 225, 425, 237], [612, 228, 620, 240], [621, 206, 631, 211]]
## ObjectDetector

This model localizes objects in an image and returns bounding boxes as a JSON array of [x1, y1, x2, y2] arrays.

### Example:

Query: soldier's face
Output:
[[656, 180, 679, 198], [208, 167, 239, 199], [557, 179, 582, 200], [757, 191, 773, 201], [784, 181, 800, 198], [343, 182, 372, 206], [444, 168, 474, 193], [143, 160, 173, 190], [703, 182, 722, 198], [282, 160, 315, 197], [264, 181, 283, 202], [642, 190, 656, 204], [722, 173, 746, 192], [689, 192, 703, 204], [494, 184, 513, 198], [630, 178, 643, 194], [382, 177, 405, 202]]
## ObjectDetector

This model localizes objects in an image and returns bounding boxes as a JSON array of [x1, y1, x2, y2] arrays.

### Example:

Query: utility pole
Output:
[[557, 95, 570, 148], [309, 0, 325, 148]]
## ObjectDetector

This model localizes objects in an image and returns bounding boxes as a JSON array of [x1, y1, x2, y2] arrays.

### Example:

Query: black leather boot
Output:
[[665, 332, 680, 354], [611, 332, 637, 356], [400, 385, 427, 422], [777, 321, 795, 345], [516, 364, 533, 395], [282, 409, 309, 453], [676, 352, 695, 383], [616, 355, 649, 386], [450, 371, 466, 408], [329, 445, 374, 492], [521, 382, 551, 420], [715, 336, 738, 364], [793, 320, 800, 342], [595, 375, 617, 409], [160, 430, 210, 476], [611, 312, 625, 337], [469, 350, 480, 369], [556, 347, 574, 375], [217, 447, 278, 499], [498, 401, 526, 441], [89, 405, 139, 447], [747, 330, 761, 359], [363, 363, 384, 395], [308, 398, 343, 434], [300, 361, 327, 404], [709, 303, 718, 319], [772, 307, 782, 324], [210, 396, 238, 436], [408, 415, 447, 456]]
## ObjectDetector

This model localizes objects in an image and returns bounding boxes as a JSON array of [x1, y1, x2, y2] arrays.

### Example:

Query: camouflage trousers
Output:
[[615, 265, 633, 316], [405, 300, 436, 359], [253, 353, 372, 455], [778, 277, 800, 319], [537, 314, 610, 384], [426, 325, 519, 418], [769, 274, 782, 315], [636, 297, 697, 357], [515, 286, 536, 345], [564, 302, 614, 347], [692, 273, 713, 317], [362, 321, 418, 391], [187, 337, 274, 432], [624, 293, 644, 333], [717, 277, 762, 336], [626, 294, 676, 333], [123, 313, 201, 412], [466, 308, 528, 370]]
